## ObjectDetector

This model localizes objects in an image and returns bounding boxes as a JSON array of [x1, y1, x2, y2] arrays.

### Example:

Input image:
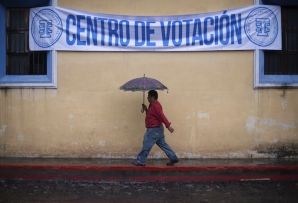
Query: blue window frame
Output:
[[254, 0, 298, 88], [0, 0, 57, 88]]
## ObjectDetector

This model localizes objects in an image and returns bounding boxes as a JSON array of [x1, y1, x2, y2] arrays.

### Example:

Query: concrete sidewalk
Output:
[[1, 158, 298, 182]]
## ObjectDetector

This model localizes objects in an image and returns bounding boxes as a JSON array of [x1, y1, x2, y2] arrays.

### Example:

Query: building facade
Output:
[[0, 0, 297, 158]]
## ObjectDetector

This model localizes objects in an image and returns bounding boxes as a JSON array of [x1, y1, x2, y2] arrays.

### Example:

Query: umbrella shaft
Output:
[[143, 92, 145, 104]]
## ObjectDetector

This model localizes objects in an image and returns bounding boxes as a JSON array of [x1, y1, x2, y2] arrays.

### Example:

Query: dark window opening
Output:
[[264, 6, 298, 75], [6, 8, 47, 75]]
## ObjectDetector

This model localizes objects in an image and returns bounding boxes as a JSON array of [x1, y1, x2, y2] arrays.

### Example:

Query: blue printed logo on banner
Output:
[[31, 9, 63, 48], [244, 7, 278, 47]]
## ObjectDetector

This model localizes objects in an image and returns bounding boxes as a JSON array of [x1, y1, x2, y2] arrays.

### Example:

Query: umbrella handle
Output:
[[143, 91, 145, 104], [141, 91, 145, 113]]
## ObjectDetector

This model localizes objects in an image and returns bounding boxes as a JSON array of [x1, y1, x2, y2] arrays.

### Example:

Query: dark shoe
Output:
[[166, 159, 179, 166], [131, 161, 145, 166]]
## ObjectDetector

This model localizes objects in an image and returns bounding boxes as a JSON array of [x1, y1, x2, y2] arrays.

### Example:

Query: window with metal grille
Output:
[[6, 8, 47, 75], [264, 6, 298, 75]]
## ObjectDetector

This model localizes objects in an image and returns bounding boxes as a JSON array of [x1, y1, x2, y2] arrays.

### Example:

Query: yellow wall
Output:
[[0, 0, 297, 158]]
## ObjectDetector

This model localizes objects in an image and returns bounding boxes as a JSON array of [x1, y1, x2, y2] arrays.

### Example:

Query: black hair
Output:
[[148, 90, 158, 100]]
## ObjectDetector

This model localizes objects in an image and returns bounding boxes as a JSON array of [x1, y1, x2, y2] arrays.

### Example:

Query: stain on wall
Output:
[[0, 125, 7, 135], [255, 142, 298, 158]]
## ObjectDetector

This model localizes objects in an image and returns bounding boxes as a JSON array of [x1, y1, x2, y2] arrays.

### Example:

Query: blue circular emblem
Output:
[[31, 9, 63, 48], [244, 7, 278, 47]]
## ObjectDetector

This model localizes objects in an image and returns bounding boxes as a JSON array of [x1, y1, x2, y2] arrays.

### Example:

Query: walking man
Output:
[[132, 90, 179, 166]]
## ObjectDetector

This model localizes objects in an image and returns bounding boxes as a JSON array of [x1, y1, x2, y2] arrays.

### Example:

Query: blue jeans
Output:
[[136, 126, 178, 165]]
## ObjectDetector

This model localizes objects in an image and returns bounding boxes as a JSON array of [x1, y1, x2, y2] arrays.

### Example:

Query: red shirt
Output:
[[145, 100, 171, 128]]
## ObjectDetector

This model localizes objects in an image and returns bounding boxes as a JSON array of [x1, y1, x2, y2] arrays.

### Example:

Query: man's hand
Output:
[[168, 125, 174, 133], [142, 104, 148, 112]]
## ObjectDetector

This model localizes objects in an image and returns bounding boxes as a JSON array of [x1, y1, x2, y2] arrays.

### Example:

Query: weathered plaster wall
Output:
[[0, 0, 297, 158]]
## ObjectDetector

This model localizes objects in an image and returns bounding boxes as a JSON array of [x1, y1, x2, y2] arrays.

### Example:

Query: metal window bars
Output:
[[6, 8, 47, 75], [264, 6, 298, 75]]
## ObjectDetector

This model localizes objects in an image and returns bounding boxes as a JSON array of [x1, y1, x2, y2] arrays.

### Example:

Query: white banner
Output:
[[29, 5, 281, 51]]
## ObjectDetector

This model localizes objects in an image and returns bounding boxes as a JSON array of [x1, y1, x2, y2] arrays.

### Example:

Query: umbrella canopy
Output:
[[119, 74, 168, 92], [119, 74, 168, 112]]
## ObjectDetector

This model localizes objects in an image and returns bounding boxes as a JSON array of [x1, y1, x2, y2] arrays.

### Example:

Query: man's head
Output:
[[147, 90, 158, 102]]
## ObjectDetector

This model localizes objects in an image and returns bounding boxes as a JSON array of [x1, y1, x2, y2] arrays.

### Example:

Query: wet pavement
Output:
[[1, 179, 298, 203], [0, 158, 298, 202]]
